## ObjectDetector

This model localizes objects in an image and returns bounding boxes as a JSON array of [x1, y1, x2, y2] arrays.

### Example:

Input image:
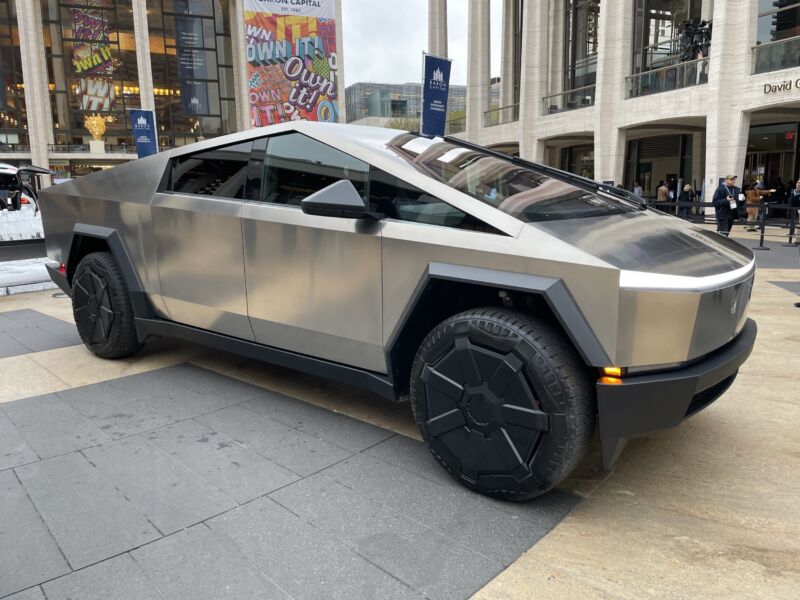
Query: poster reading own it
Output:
[[244, 0, 340, 127]]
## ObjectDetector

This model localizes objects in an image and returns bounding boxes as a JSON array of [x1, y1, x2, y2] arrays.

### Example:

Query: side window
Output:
[[168, 141, 253, 199], [262, 133, 368, 206], [369, 169, 501, 234]]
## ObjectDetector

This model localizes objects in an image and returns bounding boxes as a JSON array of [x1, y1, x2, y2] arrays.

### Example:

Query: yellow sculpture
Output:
[[84, 114, 106, 141]]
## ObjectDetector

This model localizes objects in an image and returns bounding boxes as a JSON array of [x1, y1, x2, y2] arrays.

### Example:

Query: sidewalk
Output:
[[0, 257, 57, 297]]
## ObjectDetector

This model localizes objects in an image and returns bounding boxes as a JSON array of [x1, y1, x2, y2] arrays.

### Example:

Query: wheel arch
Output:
[[386, 263, 612, 396], [66, 224, 152, 321]]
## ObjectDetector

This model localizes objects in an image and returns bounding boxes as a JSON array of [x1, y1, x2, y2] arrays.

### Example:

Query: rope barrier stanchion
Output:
[[753, 202, 770, 251]]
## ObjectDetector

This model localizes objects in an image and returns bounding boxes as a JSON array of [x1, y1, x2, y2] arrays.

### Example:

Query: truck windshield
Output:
[[387, 134, 640, 222]]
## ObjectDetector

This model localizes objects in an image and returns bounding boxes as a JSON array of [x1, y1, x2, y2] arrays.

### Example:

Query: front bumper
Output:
[[597, 318, 757, 468]]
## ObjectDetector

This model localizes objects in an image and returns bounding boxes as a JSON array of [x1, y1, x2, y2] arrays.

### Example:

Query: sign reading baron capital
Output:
[[420, 53, 452, 137], [129, 109, 158, 158], [244, 0, 340, 127]]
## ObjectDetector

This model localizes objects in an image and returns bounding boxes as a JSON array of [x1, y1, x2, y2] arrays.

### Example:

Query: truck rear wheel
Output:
[[72, 251, 143, 359], [410, 308, 595, 501]]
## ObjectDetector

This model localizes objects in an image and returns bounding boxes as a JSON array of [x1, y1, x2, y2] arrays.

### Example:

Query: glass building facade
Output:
[[41, 0, 141, 149], [147, 0, 236, 148], [0, 0, 26, 149]]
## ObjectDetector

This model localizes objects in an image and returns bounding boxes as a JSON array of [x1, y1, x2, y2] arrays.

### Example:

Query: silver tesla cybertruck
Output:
[[39, 122, 756, 501]]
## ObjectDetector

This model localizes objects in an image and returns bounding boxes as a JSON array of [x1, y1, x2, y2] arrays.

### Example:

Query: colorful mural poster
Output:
[[244, 0, 340, 127], [69, 1, 115, 112]]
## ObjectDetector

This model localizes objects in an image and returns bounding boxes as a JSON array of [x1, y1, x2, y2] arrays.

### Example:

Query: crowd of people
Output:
[[629, 176, 800, 237]]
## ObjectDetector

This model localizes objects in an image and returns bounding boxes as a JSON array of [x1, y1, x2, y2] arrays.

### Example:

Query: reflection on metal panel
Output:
[[152, 193, 253, 341], [242, 202, 384, 373]]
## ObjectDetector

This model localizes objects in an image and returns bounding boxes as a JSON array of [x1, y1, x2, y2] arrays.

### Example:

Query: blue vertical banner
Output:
[[420, 53, 452, 137], [129, 109, 158, 158]]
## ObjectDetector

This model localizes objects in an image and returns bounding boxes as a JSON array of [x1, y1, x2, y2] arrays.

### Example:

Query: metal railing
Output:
[[625, 57, 709, 99], [752, 37, 800, 75], [47, 143, 135, 154], [445, 116, 466, 135], [0, 144, 31, 153], [483, 104, 519, 127], [632, 37, 683, 73], [542, 85, 596, 115]]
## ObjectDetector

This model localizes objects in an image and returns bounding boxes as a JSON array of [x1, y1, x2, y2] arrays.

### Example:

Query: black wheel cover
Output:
[[73, 268, 115, 346], [417, 325, 552, 491]]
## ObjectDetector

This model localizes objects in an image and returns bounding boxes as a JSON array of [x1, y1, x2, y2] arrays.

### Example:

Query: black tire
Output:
[[410, 308, 595, 501], [72, 251, 143, 359]]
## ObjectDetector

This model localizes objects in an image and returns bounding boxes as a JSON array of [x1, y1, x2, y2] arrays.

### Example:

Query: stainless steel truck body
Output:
[[40, 122, 756, 500]]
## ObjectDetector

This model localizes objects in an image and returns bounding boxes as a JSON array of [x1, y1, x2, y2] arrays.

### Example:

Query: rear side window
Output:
[[167, 141, 253, 199], [369, 169, 501, 234], [261, 133, 368, 206]]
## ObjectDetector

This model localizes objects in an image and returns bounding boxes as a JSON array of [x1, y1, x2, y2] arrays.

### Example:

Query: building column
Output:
[[428, 0, 448, 57], [132, 0, 154, 112], [230, 0, 251, 131], [15, 0, 51, 182], [499, 0, 516, 108], [335, 0, 346, 123], [705, 0, 750, 201], [593, 0, 631, 184], [466, 0, 490, 138], [517, 0, 550, 161]]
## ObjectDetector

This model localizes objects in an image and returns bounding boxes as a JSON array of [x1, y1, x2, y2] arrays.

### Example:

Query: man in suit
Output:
[[712, 174, 741, 237]]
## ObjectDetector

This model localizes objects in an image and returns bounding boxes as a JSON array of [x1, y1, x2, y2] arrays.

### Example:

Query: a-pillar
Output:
[[132, 0, 155, 113], [705, 0, 750, 204], [428, 0, 448, 58], [517, 0, 549, 162], [593, 0, 631, 184], [466, 0, 490, 139], [499, 0, 517, 109], [15, 0, 52, 184]]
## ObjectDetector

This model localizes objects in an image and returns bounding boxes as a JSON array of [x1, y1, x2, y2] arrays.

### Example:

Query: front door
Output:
[[241, 132, 385, 373], [152, 141, 254, 341]]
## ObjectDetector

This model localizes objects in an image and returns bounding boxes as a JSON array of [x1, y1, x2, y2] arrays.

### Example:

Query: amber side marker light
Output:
[[599, 367, 626, 385]]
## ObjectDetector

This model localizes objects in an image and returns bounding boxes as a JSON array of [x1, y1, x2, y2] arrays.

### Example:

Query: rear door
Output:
[[241, 132, 384, 373], [152, 141, 255, 341]]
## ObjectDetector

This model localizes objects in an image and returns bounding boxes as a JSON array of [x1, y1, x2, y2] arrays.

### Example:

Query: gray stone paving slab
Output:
[[0, 413, 38, 471], [365, 434, 582, 528], [197, 405, 353, 476], [3, 394, 111, 459], [242, 392, 395, 452], [42, 554, 165, 600], [59, 382, 180, 439], [0, 331, 30, 358], [325, 453, 546, 565], [14, 452, 161, 569], [3, 588, 45, 600], [107, 363, 267, 403], [0, 470, 70, 598], [270, 473, 503, 600], [145, 419, 300, 504], [208, 496, 422, 600], [769, 280, 800, 295], [131, 524, 290, 600], [84, 436, 237, 535], [0, 309, 80, 357]]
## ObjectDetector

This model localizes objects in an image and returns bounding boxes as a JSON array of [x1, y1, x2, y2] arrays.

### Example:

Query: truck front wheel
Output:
[[410, 308, 595, 501]]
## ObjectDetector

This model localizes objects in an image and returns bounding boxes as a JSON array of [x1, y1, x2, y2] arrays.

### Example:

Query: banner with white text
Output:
[[244, 0, 339, 126]]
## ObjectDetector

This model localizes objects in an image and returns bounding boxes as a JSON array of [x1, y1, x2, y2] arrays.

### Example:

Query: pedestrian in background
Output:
[[744, 182, 761, 231], [712, 174, 740, 237], [678, 184, 695, 218], [657, 181, 669, 203], [790, 179, 800, 227], [633, 181, 643, 198]]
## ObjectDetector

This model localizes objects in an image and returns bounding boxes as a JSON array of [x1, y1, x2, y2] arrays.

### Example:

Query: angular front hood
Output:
[[530, 211, 754, 280]]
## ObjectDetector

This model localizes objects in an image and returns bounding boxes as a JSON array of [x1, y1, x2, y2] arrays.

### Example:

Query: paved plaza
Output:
[[0, 234, 798, 599]]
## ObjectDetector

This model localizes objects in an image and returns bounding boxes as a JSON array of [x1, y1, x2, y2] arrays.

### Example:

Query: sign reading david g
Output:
[[244, 0, 340, 127], [420, 53, 452, 137], [129, 109, 158, 158]]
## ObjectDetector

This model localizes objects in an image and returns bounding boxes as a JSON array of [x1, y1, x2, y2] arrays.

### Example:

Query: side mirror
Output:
[[301, 179, 368, 219]]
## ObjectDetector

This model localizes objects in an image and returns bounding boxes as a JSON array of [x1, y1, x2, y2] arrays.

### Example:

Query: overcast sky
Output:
[[341, 0, 502, 87]]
